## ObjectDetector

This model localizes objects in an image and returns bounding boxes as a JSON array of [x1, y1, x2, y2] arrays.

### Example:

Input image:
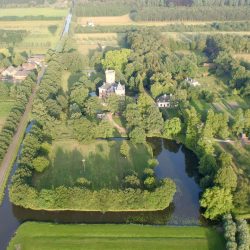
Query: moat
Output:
[[0, 136, 202, 249]]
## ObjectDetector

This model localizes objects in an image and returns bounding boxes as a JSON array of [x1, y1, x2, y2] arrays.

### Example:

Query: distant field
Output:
[[0, 100, 14, 131], [74, 33, 125, 55], [0, 8, 67, 17], [8, 222, 225, 250], [33, 139, 152, 190], [77, 14, 212, 26], [0, 19, 65, 53]]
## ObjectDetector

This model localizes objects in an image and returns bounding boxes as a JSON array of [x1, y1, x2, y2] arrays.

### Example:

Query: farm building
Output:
[[27, 54, 45, 67]]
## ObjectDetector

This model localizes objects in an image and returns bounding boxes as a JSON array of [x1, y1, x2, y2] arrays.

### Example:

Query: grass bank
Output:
[[8, 222, 225, 250]]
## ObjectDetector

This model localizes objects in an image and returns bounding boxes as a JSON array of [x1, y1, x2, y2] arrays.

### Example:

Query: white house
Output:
[[98, 70, 125, 98], [185, 77, 200, 87], [156, 94, 172, 108]]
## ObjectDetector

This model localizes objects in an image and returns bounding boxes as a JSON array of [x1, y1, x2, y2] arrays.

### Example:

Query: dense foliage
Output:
[[131, 6, 250, 21], [0, 75, 35, 164]]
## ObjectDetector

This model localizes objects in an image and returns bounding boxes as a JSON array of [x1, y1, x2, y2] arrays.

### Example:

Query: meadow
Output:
[[0, 99, 15, 131], [33, 139, 153, 190], [8, 222, 225, 250]]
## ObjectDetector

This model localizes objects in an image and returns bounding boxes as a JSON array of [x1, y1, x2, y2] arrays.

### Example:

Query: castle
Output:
[[98, 70, 125, 98]]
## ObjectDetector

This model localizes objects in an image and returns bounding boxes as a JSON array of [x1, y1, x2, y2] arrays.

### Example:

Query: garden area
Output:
[[33, 139, 153, 190]]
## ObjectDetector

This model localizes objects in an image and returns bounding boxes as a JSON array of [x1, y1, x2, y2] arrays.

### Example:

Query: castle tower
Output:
[[105, 70, 115, 84]]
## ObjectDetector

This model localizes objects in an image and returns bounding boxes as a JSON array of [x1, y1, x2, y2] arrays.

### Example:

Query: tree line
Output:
[[0, 75, 36, 164], [131, 6, 250, 21], [75, 21, 250, 34]]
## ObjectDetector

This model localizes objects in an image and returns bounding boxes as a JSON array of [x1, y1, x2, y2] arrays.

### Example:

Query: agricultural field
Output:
[[74, 33, 125, 56], [8, 222, 225, 250], [0, 99, 14, 131], [33, 139, 153, 190], [77, 14, 214, 27], [0, 8, 67, 17], [0, 8, 68, 53]]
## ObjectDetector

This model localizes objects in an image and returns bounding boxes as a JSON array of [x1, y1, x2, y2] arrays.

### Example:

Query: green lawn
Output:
[[8, 222, 225, 250], [0, 8, 68, 17], [33, 139, 153, 190], [0, 99, 14, 130]]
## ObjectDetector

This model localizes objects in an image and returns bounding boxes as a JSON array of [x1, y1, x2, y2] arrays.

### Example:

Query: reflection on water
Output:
[[148, 138, 202, 225], [0, 137, 202, 250]]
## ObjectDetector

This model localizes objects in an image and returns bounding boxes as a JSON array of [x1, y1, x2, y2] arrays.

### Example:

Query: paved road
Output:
[[0, 67, 45, 190]]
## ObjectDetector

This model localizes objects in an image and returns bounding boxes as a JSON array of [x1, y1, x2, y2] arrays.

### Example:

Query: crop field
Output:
[[8, 222, 225, 250], [77, 14, 213, 26], [0, 8, 67, 17], [74, 33, 125, 55], [0, 20, 64, 53], [0, 100, 14, 131], [33, 139, 153, 190]]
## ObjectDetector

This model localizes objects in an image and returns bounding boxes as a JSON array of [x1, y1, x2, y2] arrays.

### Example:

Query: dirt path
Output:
[[106, 113, 127, 135], [0, 67, 45, 191]]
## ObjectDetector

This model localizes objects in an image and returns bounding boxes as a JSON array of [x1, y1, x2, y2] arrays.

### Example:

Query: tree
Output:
[[144, 176, 156, 190], [48, 25, 58, 35], [102, 49, 131, 72], [200, 187, 233, 219], [124, 174, 140, 188], [129, 127, 146, 144], [232, 108, 244, 135], [236, 219, 250, 250], [199, 154, 218, 176], [143, 106, 164, 135], [76, 177, 91, 187], [164, 117, 182, 138], [32, 156, 50, 173], [214, 166, 237, 190], [120, 141, 130, 158], [125, 103, 142, 130]]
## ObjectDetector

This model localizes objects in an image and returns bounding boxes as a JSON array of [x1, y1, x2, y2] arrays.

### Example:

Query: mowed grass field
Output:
[[33, 139, 153, 190], [0, 100, 15, 131], [8, 222, 225, 250], [0, 8, 67, 17]]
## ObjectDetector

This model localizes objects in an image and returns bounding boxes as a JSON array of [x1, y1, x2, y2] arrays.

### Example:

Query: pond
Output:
[[0, 137, 202, 249]]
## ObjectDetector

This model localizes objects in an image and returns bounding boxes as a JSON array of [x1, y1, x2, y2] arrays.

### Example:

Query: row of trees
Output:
[[0, 75, 35, 164], [0, 0, 44, 6], [131, 6, 250, 21], [10, 177, 176, 211], [0, 48, 28, 68], [75, 21, 250, 34], [222, 214, 250, 250]]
